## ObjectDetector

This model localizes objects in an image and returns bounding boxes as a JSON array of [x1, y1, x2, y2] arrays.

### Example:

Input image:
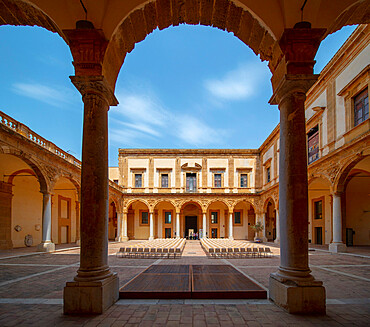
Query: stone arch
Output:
[[308, 173, 333, 189], [334, 153, 369, 193], [153, 199, 176, 210], [0, 147, 49, 192], [125, 198, 150, 210], [263, 196, 276, 212], [0, 0, 65, 40], [104, 0, 281, 90], [7, 168, 36, 184], [179, 199, 203, 211], [206, 198, 230, 211], [327, 0, 370, 37], [234, 199, 256, 212], [54, 173, 81, 197]]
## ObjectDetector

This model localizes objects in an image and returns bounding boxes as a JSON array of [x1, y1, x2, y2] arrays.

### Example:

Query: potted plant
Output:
[[251, 221, 264, 243]]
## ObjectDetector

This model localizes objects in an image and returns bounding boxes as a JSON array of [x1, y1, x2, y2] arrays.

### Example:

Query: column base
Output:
[[120, 236, 129, 242], [149, 236, 154, 241], [64, 273, 119, 314], [228, 236, 234, 240], [0, 240, 13, 250], [37, 242, 55, 252], [269, 274, 326, 314], [329, 242, 347, 253], [274, 238, 280, 244]]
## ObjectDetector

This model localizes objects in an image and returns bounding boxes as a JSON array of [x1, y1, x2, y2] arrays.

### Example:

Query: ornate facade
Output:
[[1, 0, 369, 316]]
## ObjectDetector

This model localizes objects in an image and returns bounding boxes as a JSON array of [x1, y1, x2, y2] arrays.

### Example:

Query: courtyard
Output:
[[0, 241, 369, 326]]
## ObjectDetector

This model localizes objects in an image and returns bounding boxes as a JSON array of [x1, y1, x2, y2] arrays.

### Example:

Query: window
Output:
[[211, 212, 218, 224], [314, 200, 322, 219], [161, 174, 169, 188], [240, 174, 248, 188], [354, 88, 369, 126], [234, 211, 242, 225], [186, 173, 197, 192], [307, 125, 319, 164], [164, 211, 172, 224], [141, 211, 149, 224], [266, 167, 271, 183], [214, 173, 222, 188], [135, 174, 142, 188]]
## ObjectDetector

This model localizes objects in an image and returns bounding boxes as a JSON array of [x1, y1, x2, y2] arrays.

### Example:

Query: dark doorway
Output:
[[211, 228, 218, 238], [346, 228, 354, 246], [165, 228, 172, 238], [185, 216, 197, 238], [315, 227, 322, 245]]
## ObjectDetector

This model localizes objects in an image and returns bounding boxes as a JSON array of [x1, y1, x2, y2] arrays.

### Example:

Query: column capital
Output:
[[70, 75, 118, 107], [269, 74, 319, 105]]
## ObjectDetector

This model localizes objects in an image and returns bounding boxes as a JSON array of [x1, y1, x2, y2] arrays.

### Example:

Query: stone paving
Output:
[[0, 241, 369, 326]]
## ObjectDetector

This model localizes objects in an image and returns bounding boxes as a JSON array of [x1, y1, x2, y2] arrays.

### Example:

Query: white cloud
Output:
[[110, 91, 229, 147], [12, 82, 74, 107], [204, 63, 268, 101]]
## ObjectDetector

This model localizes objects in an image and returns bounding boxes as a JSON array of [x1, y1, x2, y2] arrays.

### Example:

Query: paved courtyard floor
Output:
[[0, 241, 369, 326]]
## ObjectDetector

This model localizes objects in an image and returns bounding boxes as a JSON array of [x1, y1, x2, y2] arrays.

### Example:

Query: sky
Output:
[[0, 23, 357, 166]]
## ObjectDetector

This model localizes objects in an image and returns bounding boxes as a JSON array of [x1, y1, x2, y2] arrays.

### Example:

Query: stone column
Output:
[[37, 192, 55, 252], [63, 76, 119, 314], [228, 212, 234, 240], [176, 212, 180, 238], [202, 212, 207, 238], [116, 212, 122, 242], [268, 24, 326, 314], [149, 212, 154, 240], [122, 211, 129, 242], [329, 193, 346, 253], [274, 209, 280, 244]]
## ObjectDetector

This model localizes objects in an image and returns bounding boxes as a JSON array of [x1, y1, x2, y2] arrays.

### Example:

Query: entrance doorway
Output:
[[211, 228, 218, 238], [315, 227, 323, 245], [185, 216, 197, 238]]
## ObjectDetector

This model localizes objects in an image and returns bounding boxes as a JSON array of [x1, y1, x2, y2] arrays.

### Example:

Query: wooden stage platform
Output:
[[119, 265, 267, 299]]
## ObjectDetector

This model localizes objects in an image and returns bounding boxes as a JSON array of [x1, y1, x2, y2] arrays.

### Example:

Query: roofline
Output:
[[118, 148, 260, 156]]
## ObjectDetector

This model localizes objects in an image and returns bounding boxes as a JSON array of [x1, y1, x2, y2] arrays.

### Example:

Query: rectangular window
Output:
[[266, 167, 271, 183], [240, 174, 248, 188], [141, 211, 149, 224], [135, 174, 142, 188], [307, 125, 319, 164], [164, 211, 172, 224], [314, 200, 322, 219], [186, 173, 197, 192], [234, 211, 241, 224], [161, 174, 169, 188], [354, 88, 369, 126], [211, 212, 218, 224], [214, 173, 222, 188]]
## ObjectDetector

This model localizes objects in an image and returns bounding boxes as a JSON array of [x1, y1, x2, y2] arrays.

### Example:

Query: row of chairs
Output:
[[116, 238, 185, 259], [201, 238, 272, 258]]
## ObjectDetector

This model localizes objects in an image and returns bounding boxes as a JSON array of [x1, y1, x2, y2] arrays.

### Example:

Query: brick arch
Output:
[[233, 199, 256, 212], [104, 0, 282, 89], [0, 147, 49, 192], [54, 174, 81, 197], [180, 199, 203, 211], [0, 0, 65, 39], [206, 199, 230, 211], [153, 199, 176, 210], [125, 199, 150, 210]]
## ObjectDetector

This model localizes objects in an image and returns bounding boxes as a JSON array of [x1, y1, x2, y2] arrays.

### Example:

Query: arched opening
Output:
[[0, 153, 46, 248], [263, 198, 276, 242], [126, 200, 150, 240], [343, 156, 370, 246], [207, 200, 228, 239], [234, 200, 255, 240], [154, 200, 176, 238], [53, 176, 79, 244], [108, 200, 118, 240], [308, 177, 332, 245], [181, 201, 202, 239]]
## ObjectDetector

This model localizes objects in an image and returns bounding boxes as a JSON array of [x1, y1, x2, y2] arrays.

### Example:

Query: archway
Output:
[[234, 200, 255, 240], [264, 198, 276, 242], [181, 201, 202, 239], [0, 154, 45, 249], [343, 156, 370, 246], [154, 200, 176, 238], [126, 200, 150, 240], [207, 200, 229, 239], [108, 200, 118, 240]]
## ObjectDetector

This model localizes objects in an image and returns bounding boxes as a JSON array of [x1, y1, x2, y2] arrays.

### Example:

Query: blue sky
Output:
[[0, 24, 357, 166]]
